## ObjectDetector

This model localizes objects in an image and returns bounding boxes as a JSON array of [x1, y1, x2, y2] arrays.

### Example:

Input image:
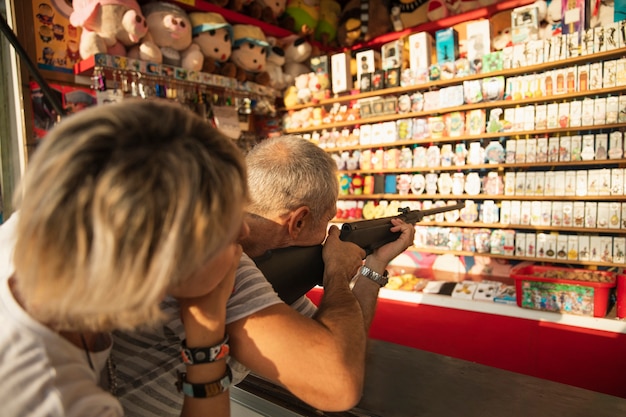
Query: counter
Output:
[[238, 339, 626, 417], [307, 287, 626, 398]]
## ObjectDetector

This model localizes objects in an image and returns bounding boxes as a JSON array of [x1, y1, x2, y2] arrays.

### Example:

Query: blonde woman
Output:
[[0, 99, 249, 417]]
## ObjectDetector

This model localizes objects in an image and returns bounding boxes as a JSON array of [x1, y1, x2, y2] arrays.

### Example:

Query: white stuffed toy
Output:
[[265, 39, 292, 91], [128, 2, 203, 70], [540, 0, 562, 38], [70, 0, 150, 59], [281, 35, 312, 82]]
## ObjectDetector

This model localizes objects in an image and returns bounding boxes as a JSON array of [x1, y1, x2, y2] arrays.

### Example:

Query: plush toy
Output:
[[336, 0, 392, 48], [314, 0, 341, 47], [265, 38, 292, 90], [69, 0, 150, 59], [492, 27, 512, 50], [230, 24, 271, 86], [294, 73, 312, 103], [283, 86, 299, 108], [188, 12, 238, 78], [281, 35, 312, 81], [128, 2, 203, 70], [389, 0, 429, 30], [426, 0, 482, 21], [426, 0, 450, 21], [254, 0, 288, 25], [534, 0, 562, 39], [283, 0, 321, 36]]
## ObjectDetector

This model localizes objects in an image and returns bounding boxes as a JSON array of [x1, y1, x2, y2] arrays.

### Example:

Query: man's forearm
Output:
[[314, 274, 368, 384]]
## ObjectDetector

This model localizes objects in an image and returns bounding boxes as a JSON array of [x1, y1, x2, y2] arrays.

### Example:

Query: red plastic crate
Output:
[[510, 265, 616, 318]]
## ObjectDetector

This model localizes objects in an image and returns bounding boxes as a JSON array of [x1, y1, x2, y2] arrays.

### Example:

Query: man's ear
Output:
[[286, 206, 310, 238]]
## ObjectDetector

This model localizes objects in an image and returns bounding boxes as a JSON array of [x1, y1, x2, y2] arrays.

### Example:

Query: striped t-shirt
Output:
[[112, 253, 317, 416]]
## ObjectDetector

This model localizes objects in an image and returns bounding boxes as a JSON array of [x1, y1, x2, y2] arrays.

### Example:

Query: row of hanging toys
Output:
[[88, 67, 277, 120]]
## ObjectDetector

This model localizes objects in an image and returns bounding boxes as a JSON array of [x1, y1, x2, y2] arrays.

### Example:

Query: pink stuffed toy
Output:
[[70, 0, 149, 59]]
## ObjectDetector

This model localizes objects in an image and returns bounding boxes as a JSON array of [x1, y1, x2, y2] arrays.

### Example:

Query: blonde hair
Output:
[[12, 99, 248, 332], [245, 135, 338, 228]]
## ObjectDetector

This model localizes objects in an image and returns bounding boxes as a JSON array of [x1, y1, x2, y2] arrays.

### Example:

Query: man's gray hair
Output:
[[246, 135, 338, 226]]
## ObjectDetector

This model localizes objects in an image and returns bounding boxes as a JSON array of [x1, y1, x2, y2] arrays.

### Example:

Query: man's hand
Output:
[[322, 225, 366, 286], [366, 219, 415, 272]]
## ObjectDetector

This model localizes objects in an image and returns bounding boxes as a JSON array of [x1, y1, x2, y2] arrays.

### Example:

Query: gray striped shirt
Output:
[[112, 253, 317, 416]]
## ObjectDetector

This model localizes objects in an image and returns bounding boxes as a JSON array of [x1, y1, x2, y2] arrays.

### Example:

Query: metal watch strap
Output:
[[181, 334, 230, 365], [359, 265, 389, 287], [176, 367, 232, 398]]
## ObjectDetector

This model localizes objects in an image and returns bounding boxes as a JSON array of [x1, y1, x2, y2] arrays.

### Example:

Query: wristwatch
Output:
[[359, 265, 389, 287], [181, 334, 229, 365], [176, 367, 232, 398]]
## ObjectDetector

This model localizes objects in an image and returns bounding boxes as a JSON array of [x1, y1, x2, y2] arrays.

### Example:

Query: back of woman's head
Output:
[[13, 99, 248, 332]]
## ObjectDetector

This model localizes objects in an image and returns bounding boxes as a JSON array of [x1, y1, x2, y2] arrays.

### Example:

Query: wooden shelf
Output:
[[337, 194, 626, 201], [336, 158, 626, 175], [321, 123, 626, 153], [284, 48, 626, 112], [333, 218, 625, 234], [409, 246, 624, 268], [285, 84, 626, 134]]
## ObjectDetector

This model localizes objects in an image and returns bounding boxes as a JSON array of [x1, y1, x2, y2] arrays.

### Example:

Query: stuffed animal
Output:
[[188, 12, 239, 78], [426, 0, 480, 21], [265, 38, 292, 90], [227, 0, 260, 19], [281, 35, 312, 81], [283, 86, 299, 108], [254, 0, 288, 25], [388, 0, 429, 30], [315, 0, 341, 47], [128, 2, 203, 70], [69, 0, 150, 59], [294, 72, 313, 103], [230, 24, 271, 86], [283, 0, 320, 36], [492, 27, 512, 50], [336, 0, 392, 48], [534, 0, 562, 39]]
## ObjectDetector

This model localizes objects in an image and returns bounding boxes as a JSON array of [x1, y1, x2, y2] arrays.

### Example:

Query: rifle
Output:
[[253, 202, 465, 304]]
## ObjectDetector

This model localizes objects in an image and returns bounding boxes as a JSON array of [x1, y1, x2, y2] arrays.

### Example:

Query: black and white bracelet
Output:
[[180, 334, 230, 365]]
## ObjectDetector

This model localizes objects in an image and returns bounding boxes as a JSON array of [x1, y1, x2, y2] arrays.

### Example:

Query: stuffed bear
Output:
[[127, 2, 203, 70], [336, 0, 392, 48], [69, 0, 150, 59], [230, 24, 271, 86], [188, 12, 239, 78]]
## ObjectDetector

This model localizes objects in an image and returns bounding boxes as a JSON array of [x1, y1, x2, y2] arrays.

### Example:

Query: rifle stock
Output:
[[253, 202, 465, 304]]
